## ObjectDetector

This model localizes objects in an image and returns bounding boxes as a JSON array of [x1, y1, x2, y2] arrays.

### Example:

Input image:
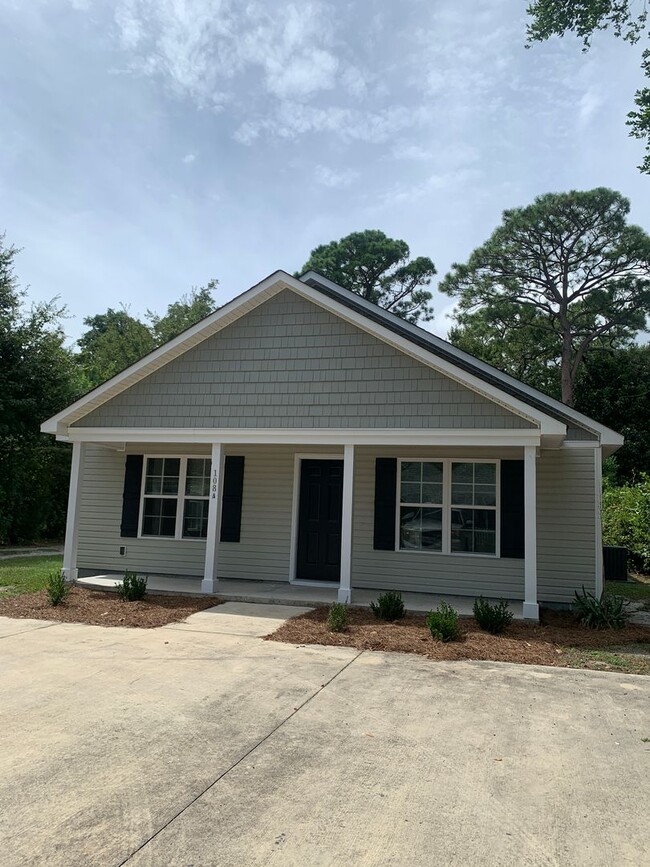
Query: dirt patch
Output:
[[265, 606, 650, 671], [0, 586, 221, 628]]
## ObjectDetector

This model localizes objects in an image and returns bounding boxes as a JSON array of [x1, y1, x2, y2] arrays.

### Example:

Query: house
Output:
[[41, 270, 623, 619]]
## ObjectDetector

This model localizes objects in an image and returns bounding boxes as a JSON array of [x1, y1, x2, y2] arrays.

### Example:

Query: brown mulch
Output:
[[0, 586, 222, 628], [265, 606, 650, 669]]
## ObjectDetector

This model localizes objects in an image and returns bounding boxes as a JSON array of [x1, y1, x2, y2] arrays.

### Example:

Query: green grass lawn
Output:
[[0, 556, 63, 596], [606, 574, 650, 602], [563, 647, 650, 676]]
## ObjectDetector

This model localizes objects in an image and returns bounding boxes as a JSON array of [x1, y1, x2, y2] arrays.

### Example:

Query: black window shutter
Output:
[[500, 460, 524, 559], [120, 455, 143, 538], [220, 456, 245, 542], [373, 458, 397, 551]]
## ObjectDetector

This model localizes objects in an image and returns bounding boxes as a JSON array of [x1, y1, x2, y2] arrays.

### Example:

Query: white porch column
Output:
[[62, 441, 85, 582], [338, 444, 355, 604], [523, 445, 539, 620], [201, 443, 224, 594]]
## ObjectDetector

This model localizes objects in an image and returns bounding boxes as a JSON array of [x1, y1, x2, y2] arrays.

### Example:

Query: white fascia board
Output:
[[40, 270, 292, 434], [300, 270, 622, 445], [65, 427, 542, 447]]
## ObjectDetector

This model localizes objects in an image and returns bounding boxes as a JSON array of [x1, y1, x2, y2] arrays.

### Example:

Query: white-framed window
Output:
[[397, 459, 499, 557], [140, 456, 211, 540]]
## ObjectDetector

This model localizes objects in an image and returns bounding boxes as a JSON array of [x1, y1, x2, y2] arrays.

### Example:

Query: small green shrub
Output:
[[473, 597, 514, 634], [117, 571, 148, 602], [327, 602, 349, 633], [573, 587, 630, 629], [426, 601, 460, 642], [370, 590, 406, 621], [45, 570, 70, 607]]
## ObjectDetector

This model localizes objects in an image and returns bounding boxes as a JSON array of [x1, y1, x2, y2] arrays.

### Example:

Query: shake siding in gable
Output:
[[73, 290, 534, 431]]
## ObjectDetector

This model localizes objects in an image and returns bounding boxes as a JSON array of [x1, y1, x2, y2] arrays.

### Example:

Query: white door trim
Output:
[[289, 453, 344, 586]]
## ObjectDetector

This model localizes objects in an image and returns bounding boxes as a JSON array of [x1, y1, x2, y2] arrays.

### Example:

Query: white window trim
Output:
[[395, 458, 501, 558], [138, 454, 212, 542]]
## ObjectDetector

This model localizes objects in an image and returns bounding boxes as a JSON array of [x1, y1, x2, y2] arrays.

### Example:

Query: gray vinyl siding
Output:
[[77, 443, 597, 604], [75, 290, 534, 431], [537, 448, 596, 602], [77, 445, 207, 577], [351, 446, 596, 603], [351, 446, 525, 598], [76, 443, 342, 580]]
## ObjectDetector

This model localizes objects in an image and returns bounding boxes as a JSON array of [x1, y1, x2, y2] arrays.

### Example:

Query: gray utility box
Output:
[[602, 546, 628, 581]]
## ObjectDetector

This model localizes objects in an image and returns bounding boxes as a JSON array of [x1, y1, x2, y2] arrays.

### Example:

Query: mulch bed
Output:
[[265, 606, 650, 669], [0, 586, 221, 628]]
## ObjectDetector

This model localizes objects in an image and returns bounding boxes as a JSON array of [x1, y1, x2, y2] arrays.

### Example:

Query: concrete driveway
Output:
[[0, 603, 648, 867]]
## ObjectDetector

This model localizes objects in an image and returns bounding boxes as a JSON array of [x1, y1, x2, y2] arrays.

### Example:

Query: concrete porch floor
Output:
[[76, 574, 525, 619]]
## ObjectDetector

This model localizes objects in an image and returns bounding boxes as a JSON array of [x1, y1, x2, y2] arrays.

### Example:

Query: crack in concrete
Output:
[[117, 648, 364, 866], [0, 621, 60, 640]]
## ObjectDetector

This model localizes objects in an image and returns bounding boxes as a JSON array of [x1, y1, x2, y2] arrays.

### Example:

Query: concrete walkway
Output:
[[77, 574, 525, 618], [0, 603, 648, 866]]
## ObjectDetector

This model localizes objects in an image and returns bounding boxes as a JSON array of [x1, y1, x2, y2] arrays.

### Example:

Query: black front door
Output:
[[296, 460, 343, 582]]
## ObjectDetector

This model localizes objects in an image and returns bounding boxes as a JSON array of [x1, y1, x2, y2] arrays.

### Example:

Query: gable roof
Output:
[[41, 269, 623, 451]]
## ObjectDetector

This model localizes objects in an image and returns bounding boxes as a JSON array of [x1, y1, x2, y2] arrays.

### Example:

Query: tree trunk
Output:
[[560, 325, 574, 406]]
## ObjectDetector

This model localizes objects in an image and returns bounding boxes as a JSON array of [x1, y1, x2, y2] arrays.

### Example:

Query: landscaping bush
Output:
[[473, 597, 514, 634], [370, 590, 406, 621], [327, 602, 349, 633], [426, 601, 460, 642], [45, 570, 70, 607], [573, 586, 630, 630], [602, 475, 650, 572], [117, 571, 148, 602]]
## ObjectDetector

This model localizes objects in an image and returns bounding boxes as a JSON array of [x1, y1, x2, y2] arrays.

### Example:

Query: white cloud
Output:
[[314, 164, 357, 188], [182, 152, 196, 164], [578, 87, 603, 126]]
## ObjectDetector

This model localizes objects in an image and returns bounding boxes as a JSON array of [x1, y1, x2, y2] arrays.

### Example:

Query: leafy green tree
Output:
[[77, 281, 219, 388], [440, 188, 650, 406], [0, 236, 84, 544], [147, 280, 218, 345], [76, 308, 155, 389], [299, 230, 436, 324], [526, 1, 650, 172], [574, 345, 650, 483], [449, 304, 563, 397]]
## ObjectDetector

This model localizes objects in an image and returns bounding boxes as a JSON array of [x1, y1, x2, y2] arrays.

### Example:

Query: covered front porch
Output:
[[75, 573, 527, 618], [62, 429, 545, 620]]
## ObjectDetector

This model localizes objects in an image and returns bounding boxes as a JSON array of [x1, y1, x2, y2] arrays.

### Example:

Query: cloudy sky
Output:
[[1, 0, 648, 342]]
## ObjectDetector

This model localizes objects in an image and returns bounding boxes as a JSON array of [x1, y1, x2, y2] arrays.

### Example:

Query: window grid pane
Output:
[[451, 508, 496, 554], [451, 462, 496, 508], [185, 458, 211, 497], [182, 499, 209, 538], [399, 461, 443, 506]]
